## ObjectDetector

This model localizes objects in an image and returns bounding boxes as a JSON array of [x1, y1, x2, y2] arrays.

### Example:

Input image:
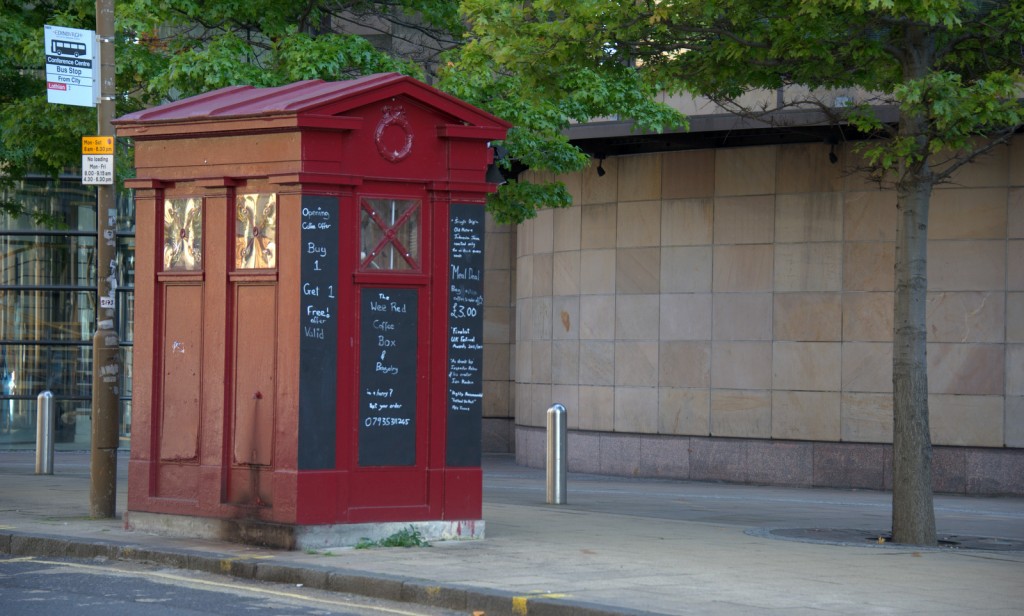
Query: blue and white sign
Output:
[[44, 24, 97, 108]]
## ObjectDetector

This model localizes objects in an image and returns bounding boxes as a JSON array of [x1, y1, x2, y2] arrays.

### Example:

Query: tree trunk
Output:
[[890, 21, 938, 547], [891, 169, 937, 546]]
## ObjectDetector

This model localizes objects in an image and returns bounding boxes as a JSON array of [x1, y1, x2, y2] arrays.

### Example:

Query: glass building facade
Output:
[[0, 175, 134, 448]]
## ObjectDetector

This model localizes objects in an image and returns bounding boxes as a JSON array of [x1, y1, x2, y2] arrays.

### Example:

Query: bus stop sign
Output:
[[44, 24, 97, 108]]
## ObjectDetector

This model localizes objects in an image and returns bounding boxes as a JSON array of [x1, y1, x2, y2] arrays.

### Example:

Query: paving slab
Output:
[[1, 450, 1022, 615]]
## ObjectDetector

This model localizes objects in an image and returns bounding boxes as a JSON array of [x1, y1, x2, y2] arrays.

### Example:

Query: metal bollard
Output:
[[546, 403, 567, 504], [35, 391, 55, 475]]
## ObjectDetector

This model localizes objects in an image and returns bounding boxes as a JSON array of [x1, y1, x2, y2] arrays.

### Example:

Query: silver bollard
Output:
[[35, 391, 55, 475], [546, 403, 567, 504]]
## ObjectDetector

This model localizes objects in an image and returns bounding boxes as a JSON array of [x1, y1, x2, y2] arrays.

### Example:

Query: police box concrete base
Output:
[[124, 511, 484, 551]]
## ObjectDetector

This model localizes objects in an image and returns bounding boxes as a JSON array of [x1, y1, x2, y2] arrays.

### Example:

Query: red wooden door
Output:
[[345, 188, 440, 522]]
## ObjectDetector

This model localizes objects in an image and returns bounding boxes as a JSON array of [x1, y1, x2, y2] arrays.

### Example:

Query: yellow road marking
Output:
[[215, 555, 273, 572], [512, 591, 570, 614], [512, 596, 528, 615]]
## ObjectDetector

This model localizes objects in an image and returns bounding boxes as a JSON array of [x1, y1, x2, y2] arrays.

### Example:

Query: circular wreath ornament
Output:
[[375, 105, 414, 163]]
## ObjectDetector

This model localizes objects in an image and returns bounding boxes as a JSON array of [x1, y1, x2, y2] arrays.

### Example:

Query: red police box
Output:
[[115, 74, 509, 548]]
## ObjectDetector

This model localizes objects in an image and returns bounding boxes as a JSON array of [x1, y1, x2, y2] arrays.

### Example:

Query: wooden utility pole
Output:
[[89, 0, 120, 519]]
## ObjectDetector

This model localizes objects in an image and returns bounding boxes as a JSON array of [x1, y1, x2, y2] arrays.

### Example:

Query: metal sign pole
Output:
[[89, 0, 120, 519]]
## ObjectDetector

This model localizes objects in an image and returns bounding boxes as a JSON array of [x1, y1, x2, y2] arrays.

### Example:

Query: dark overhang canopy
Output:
[[567, 105, 900, 157]]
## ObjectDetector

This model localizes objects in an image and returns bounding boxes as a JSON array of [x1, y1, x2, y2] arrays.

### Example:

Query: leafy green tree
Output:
[[453, 0, 1023, 545], [0, 1, 98, 222], [440, 10, 682, 223], [2, 0, 675, 224], [114, 0, 452, 104], [113, 0, 676, 222], [0, 1, 465, 219]]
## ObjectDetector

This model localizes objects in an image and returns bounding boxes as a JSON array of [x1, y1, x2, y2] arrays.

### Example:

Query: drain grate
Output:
[[746, 528, 1024, 551]]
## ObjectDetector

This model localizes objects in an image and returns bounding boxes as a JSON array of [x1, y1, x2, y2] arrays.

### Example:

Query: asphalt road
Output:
[[0, 555, 462, 616]]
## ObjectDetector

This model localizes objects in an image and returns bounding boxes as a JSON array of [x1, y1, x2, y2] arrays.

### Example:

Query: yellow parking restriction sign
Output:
[[82, 136, 114, 155]]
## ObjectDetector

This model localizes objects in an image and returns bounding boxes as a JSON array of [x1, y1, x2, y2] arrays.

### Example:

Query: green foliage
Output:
[[452, 0, 1022, 198], [0, 0, 685, 225], [0, 1, 98, 221], [0, 1, 460, 218], [116, 0, 435, 99], [3, 1, 1019, 224], [442, 0, 1024, 257], [442, 2, 686, 222], [488, 179, 575, 225], [275, 30, 422, 83], [355, 526, 430, 549]]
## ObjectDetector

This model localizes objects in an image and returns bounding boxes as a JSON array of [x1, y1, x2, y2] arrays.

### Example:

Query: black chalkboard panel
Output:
[[446, 203, 485, 467], [298, 195, 338, 470], [358, 287, 418, 466]]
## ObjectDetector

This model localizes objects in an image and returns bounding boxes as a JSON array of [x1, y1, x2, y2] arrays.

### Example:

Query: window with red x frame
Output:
[[359, 198, 421, 271]]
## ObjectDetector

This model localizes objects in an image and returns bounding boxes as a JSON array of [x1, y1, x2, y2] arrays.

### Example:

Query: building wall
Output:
[[482, 215, 516, 452], [495, 137, 1024, 494]]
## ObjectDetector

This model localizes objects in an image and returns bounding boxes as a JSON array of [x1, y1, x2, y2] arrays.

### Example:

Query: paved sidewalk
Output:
[[1, 450, 1022, 615]]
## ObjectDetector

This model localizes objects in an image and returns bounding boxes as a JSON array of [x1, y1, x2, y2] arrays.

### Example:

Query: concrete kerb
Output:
[[0, 530, 652, 616], [5, 532, 204, 570], [523, 598, 665, 616]]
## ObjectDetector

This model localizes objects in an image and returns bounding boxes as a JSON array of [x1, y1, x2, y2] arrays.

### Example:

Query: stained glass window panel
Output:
[[163, 198, 202, 271], [235, 193, 277, 269]]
